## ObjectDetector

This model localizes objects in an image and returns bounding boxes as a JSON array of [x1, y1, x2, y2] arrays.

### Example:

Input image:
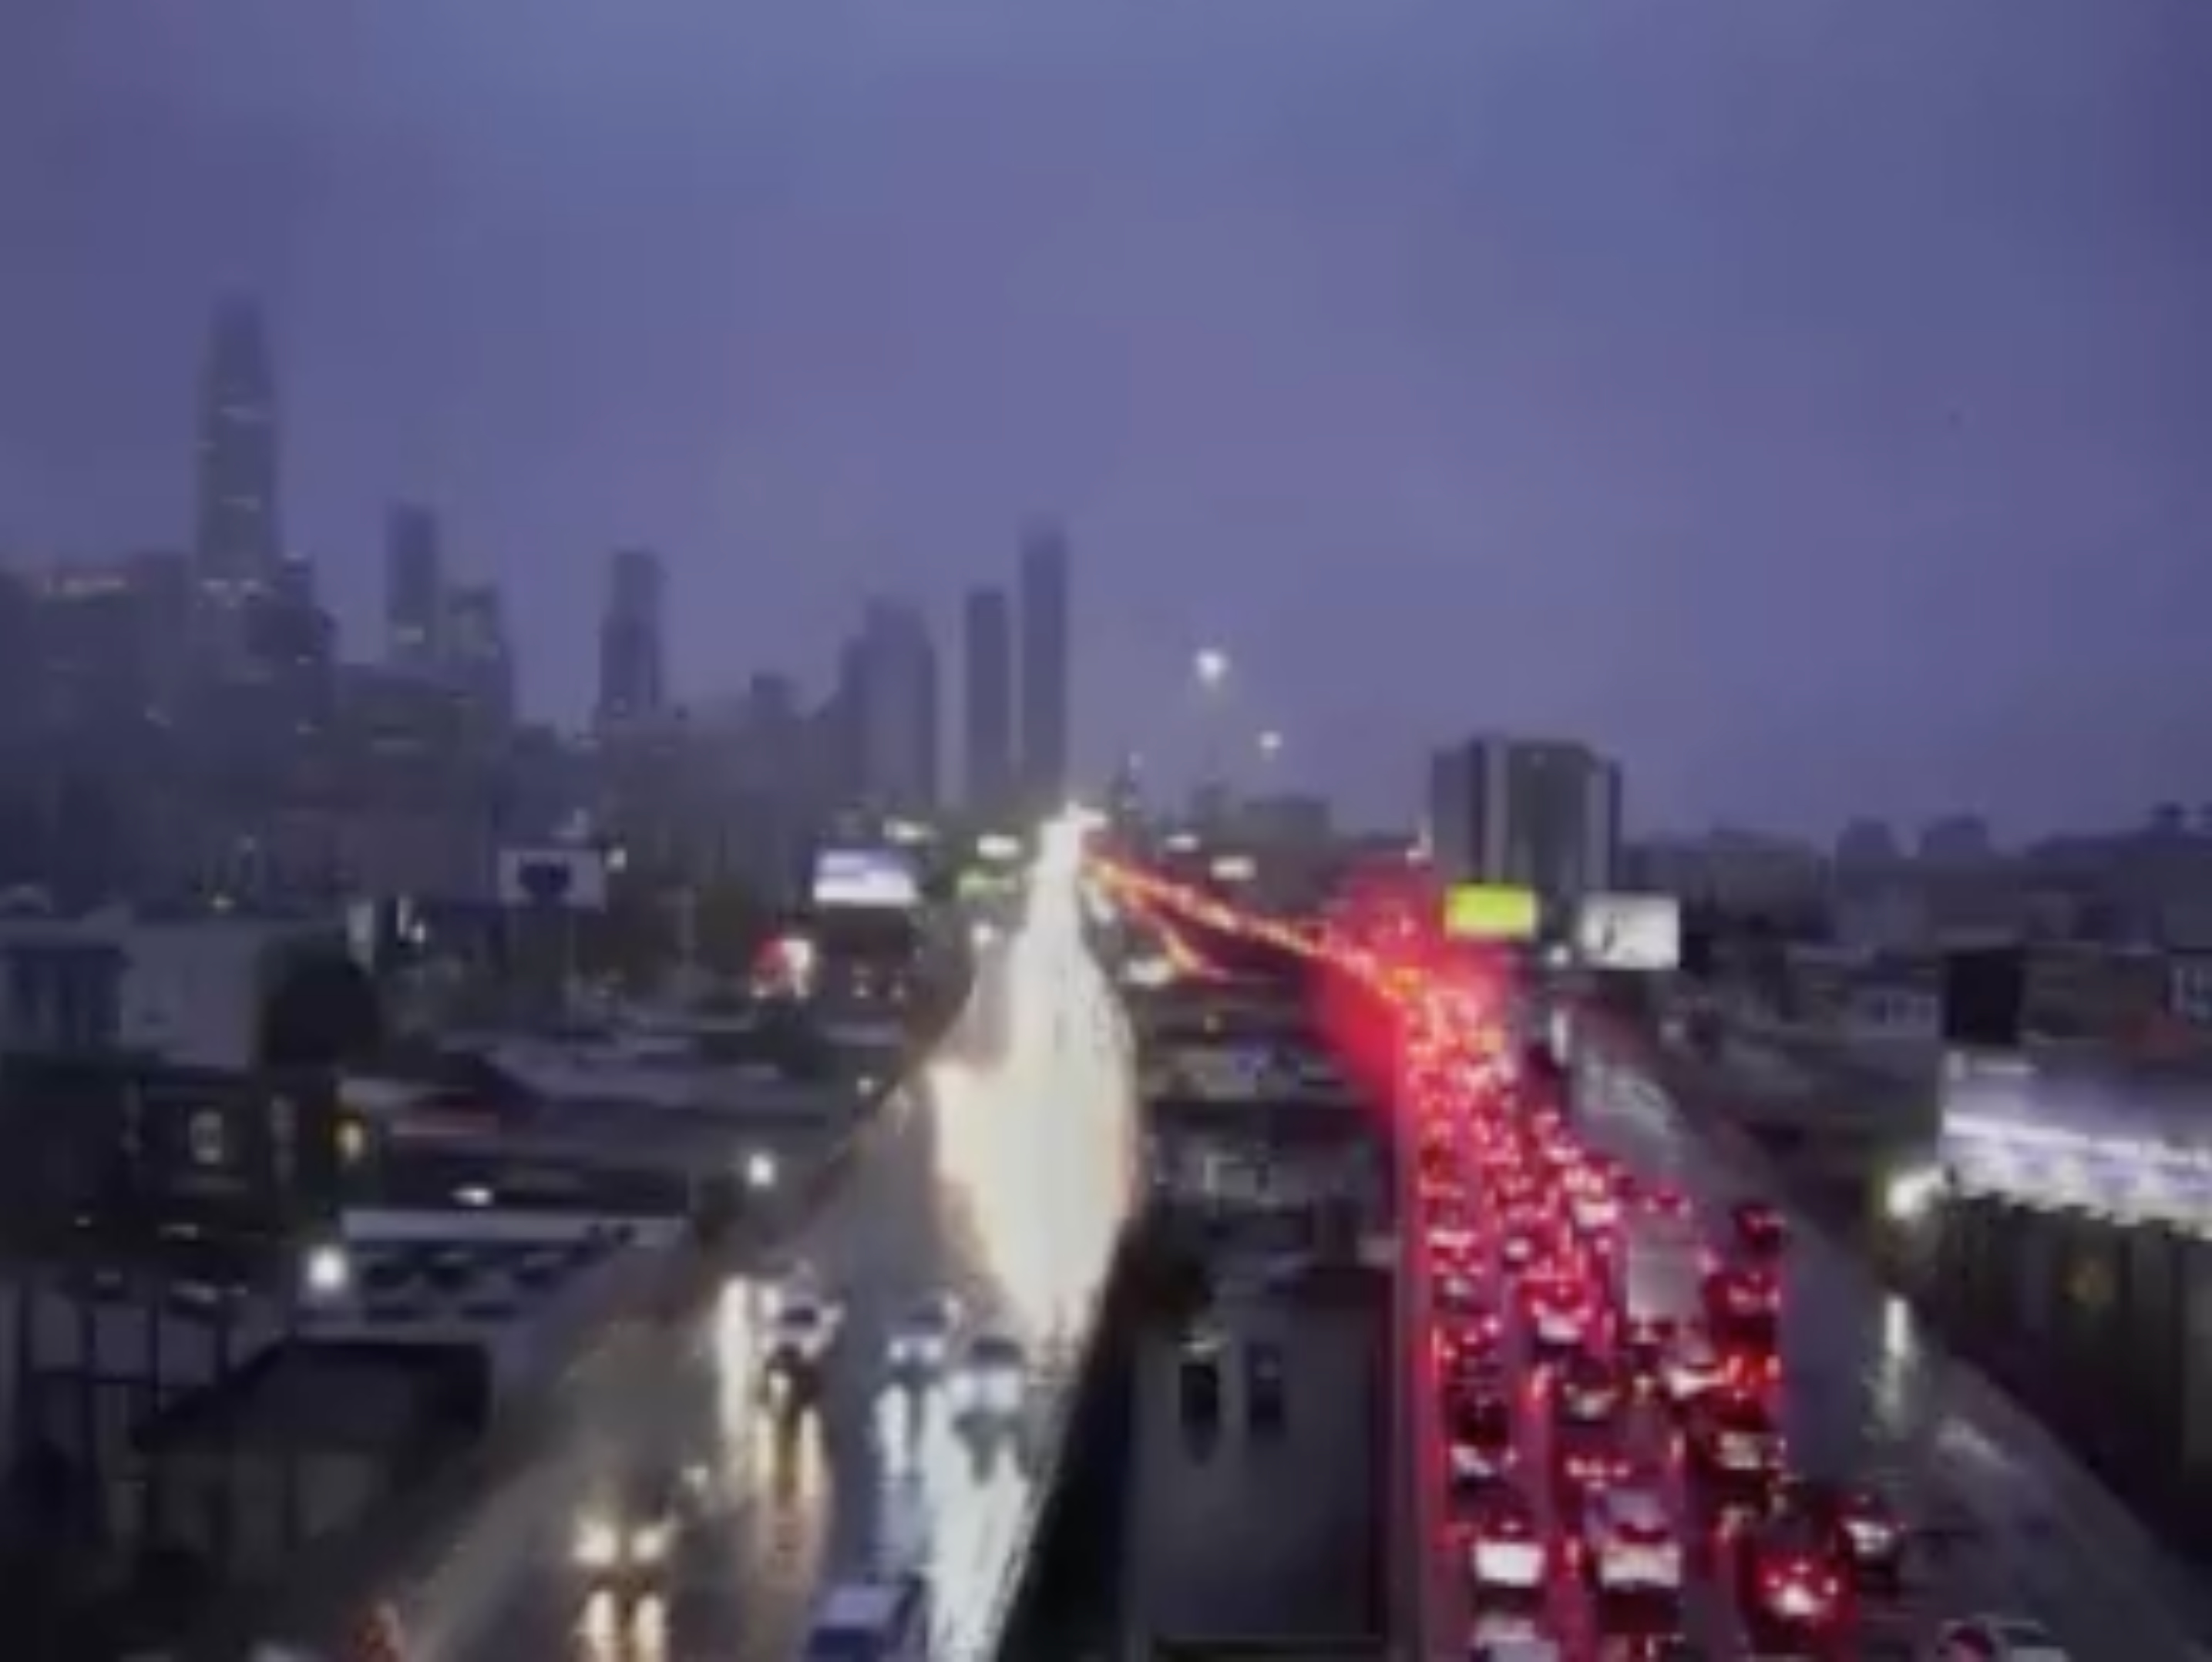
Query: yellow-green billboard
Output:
[[1442, 883, 1539, 941]]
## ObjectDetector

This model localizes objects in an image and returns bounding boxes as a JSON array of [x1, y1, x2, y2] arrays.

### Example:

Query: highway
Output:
[[1124, 1253, 1389, 1649], [1558, 1039, 2212, 1659], [298, 832, 1136, 1662]]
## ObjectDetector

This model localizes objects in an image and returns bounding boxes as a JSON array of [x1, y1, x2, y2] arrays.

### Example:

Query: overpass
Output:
[[245, 819, 1136, 1662]]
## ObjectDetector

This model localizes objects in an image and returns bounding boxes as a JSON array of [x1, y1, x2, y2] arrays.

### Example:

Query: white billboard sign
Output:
[[498, 846, 610, 912], [1575, 893, 1681, 971], [811, 848, 920, 909]]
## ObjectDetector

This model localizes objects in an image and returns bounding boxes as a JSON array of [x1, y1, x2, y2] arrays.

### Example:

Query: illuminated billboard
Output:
[[1940, 1054, 2212, 1230], [1575, 893, 1682, 971], [1442, 884, 1539, 942], [497, 845, 609, 911], [811, 848, 920, 909]]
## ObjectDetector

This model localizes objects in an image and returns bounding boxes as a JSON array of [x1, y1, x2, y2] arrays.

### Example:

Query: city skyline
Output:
[[5, 5, 2209, 831]]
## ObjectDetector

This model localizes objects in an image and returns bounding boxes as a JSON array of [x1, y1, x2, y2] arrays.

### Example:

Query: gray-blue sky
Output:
[[3, 2, 2209, 834]]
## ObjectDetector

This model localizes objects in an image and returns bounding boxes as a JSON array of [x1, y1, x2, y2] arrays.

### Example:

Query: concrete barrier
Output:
[[988, 1226, 1144, 1660]]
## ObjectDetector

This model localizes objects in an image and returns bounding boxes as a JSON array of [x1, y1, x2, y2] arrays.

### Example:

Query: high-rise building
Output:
[[193, 296, 283, 600], [445, 582, 515, 730], [1426, 734, 1622, 902], [596, 548, 667, 727], [385, 504, 444, 669], [1016, 523, 1071, 813], [851, 599, 940, 816], [962, 586, 1015, 819]]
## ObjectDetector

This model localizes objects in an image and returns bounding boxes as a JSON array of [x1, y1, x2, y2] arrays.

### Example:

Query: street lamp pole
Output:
[[1193, 648, 1231, 806]]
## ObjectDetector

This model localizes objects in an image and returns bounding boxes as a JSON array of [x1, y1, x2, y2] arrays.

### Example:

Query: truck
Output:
[[1612, 1209, 1705, 1373]]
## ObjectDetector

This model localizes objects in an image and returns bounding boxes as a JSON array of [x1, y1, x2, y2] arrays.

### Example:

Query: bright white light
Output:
[[1884, 1166, 1942, 1223], [1258, 729, 1283, 757], [971, 920, 999, 952], [1194, 647, 1229, 688], [454, 1184, 493, 1208], [745, 1152, 778, 1191], [302, 1244, 351, 1298], [573, 1518, 620, 1569]]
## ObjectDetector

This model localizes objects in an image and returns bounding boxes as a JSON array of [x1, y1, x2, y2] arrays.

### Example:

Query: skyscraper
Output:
[[1016, 523, 1071, 813], [852, 599, 940, 816], [193, 296, 282, 599], [596, 548, 667, 727], [962, 586, 1015, 819], [385, 504, 444, 669], [445, 582, 515, 730], [1426, 734, 1622, 901]]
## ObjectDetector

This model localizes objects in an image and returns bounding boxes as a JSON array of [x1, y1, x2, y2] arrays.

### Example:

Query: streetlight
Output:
[[1258, 729, 1284, 760], [1194, 647, 1229, 690]]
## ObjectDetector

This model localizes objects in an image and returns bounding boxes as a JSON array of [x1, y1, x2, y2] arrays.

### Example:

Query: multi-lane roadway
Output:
[[284, 842, 1135, 1662], [1571, 1043, 2212, 1660], [1403, 996, 2210, 1660]]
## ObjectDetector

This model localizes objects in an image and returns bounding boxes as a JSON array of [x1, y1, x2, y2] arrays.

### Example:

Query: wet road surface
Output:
[[1567, 1043, 2212, 1660], [324, 856, 1135, 1662], [1125, 1268, 1388, 1647]]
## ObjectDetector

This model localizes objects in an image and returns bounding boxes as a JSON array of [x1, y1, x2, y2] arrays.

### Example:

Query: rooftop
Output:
[[136, 1338, 479, 1456]]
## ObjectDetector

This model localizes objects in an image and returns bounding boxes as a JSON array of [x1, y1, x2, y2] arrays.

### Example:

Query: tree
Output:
[[578, 880, 676, 985], [259, 952, 384, 1069], [694, 879, 769, 977]]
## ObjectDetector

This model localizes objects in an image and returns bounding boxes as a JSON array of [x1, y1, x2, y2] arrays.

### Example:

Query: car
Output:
[[1428, 1203, 1479, 1256], [947, 1331, 1027, 1419], [765, 1291, 845, 1386], [1437, 1269, 1484, 1316], [1243, 1337, 1288, 1427], [1471, 1632, 1562, 1661], [1735, 1509, 1850, 1641], [1178, 1326, 1224, 1427], [1550, 1417, 1628, 1499], [1656, 1330, 1730, 1409], [1579, 1484, 1684, 1597], [1731, 1199, 1788, 1256], [1522, 1277, 1592, 1352], [799, 1573, 932, 1661], [1704, 1264, 1781, 1346], [1684, 1392, 1784, 1485], [1463, 1480, 1547, 1593], [1499, 1226, 1543, 1272], [1442, 1308, 1506, 1363], [1786, 1477, 1907, 1585], [1552, 1350, 1623, 1426], [571, 1472, 688, 1587], [1444, 1381, 1518, 1479], [1568, 1185, 1621, 1237], [1926, 1615, 2072, 1660], [885, 1295, 962, 1374]]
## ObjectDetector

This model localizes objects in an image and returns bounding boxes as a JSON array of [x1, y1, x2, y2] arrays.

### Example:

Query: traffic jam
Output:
[[1407, 1002, 1913, 1661]]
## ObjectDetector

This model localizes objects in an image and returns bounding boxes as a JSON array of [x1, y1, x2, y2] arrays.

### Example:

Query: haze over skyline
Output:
[[4, 2, 2208, 834]]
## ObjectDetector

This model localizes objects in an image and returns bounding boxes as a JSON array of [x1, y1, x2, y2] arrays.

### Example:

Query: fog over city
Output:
[[5, 2, 2210, 829]]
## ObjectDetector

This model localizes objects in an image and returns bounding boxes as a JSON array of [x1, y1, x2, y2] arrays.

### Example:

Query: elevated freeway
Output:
[[253, 828, 1135, 1662]]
